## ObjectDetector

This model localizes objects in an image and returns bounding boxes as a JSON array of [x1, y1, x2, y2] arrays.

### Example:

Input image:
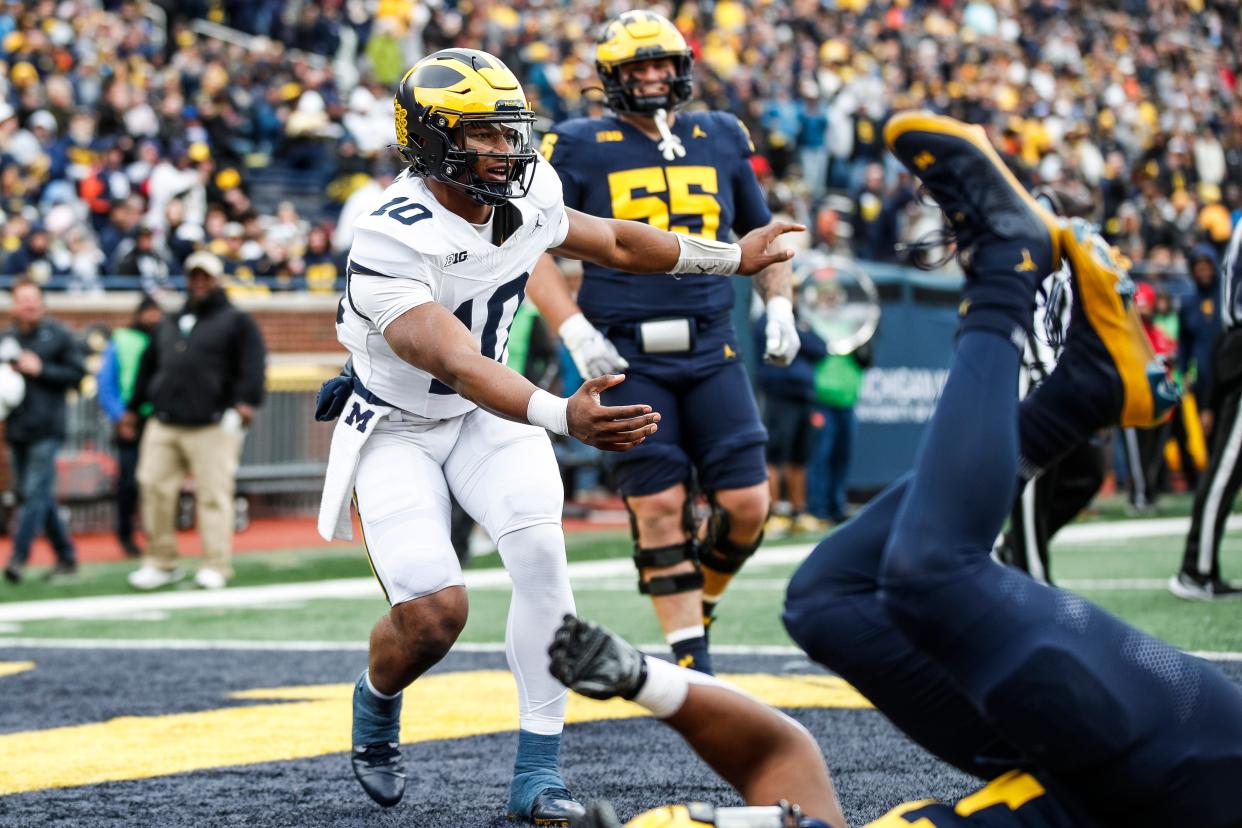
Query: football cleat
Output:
[[1168, 571, 1242, 602], [792, 513, 831, 535], [511, 787, 588, 826], [1023, 219, 1180, 446], [571, 799, 625, 828], [884, 111, 1061, 282], [351, 671, 405, 807], [350, 742, 406, 808], [764, 513, 793, 539], [548, 614, 648, 701]]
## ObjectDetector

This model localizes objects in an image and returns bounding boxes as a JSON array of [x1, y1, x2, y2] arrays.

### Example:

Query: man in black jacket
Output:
[[2, 279, 86, 583], [120, 251, 266, 590]]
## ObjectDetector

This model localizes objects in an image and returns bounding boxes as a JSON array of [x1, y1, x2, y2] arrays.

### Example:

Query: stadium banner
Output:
[[737, 262, 961, 492], [850, 265, 961, 490]]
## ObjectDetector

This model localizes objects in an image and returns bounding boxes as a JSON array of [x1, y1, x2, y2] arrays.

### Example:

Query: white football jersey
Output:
[[339, 155, 570, 419]]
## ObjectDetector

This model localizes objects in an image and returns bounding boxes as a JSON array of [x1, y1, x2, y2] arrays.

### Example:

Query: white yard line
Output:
[[1053, 514, 1242, 544], [0, 637, 1239, 664], [0, 515, 1237, 623], [0, 546, 816, 623], [1057, 578, 1170, 590]]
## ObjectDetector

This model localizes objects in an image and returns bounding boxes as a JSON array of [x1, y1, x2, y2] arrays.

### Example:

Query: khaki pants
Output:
[[136, 419, 244, 577]]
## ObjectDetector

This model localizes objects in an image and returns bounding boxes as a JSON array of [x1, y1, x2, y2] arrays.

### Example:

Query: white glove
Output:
[[559, 312, 629, 379], [763, 296, 800, 366]]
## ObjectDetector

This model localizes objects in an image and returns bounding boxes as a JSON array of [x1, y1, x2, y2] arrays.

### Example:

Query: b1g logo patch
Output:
[[444, 251, 469, 267]]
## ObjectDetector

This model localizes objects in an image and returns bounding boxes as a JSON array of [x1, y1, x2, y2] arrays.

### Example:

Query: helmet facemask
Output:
[[599, 53, 694, 115], [396, 103, 538, 207]]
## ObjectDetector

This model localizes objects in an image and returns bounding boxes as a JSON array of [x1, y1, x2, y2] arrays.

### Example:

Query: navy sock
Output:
[[351, 671, 402, 747], [955, 235, 1050, 343], [671, 636, 712, 675], [882, 330, 1021, 588], [508, 730, 565, 815]]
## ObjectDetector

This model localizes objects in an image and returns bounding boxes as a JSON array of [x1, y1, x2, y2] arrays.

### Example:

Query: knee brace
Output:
[[633, 541, 704, 595], [627, 499, 704, 596], [699, 494, 764, 575]]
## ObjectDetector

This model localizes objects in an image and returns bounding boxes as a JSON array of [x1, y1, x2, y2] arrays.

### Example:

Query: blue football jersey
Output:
[[541, 110, 772, 326]]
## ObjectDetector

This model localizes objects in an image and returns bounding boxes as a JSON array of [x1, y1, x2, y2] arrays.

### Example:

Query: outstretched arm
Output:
[[383, 302, 657, 451], [667, 681, 844, 826], [549, 616, 846, 827], [550, 208, 803, 277]]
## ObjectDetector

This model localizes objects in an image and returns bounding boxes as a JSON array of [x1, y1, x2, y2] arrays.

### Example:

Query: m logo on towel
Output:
[[344, 402, 375, 433]]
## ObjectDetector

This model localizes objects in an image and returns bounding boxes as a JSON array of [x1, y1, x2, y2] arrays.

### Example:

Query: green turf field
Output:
[[1, 510, 1239, 652]]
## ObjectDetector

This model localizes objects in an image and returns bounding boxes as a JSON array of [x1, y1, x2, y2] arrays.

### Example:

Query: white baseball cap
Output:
[[184, 250, 224, 279]]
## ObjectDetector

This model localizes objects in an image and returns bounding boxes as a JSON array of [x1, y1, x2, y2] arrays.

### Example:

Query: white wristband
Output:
[[633, 654, 728, 719], [671, 233, 741, 276], [526, 388, 569, 436]]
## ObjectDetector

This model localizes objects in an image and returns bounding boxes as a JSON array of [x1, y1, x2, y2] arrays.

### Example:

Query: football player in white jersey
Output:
[[318, 48, 801, 825]]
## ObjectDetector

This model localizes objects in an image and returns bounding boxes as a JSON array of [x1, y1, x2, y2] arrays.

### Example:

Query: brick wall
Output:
[[0, 293, 347, 506], [0, 292, 347, 355]]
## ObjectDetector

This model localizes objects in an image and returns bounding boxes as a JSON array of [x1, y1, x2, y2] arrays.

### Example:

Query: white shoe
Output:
[[194, 569, 228, 590], [127, 565, 184, 591], [1167, 571, 1242, 601]]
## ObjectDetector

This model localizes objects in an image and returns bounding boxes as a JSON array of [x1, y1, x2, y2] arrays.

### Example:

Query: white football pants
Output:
[[353, 406, 574, 734]]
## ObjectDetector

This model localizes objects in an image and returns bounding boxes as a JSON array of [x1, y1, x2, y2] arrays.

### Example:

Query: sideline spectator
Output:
[[1122, 282, 1178, 512], [851, 164, 912, 264], [1180, 244, 1223, 430], [111, 225, 173, 293], [121, 252, 266, 591], [806, 344, 870, 526], [1, 279, 86, 583], [97, 294, 163, 559]]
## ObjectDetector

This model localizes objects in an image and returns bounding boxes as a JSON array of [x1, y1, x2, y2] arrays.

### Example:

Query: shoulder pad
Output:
[[523, 154, 565, 212], [712, 111, 757, 155], [542, 116, 626, 163], [350, 178, 455, 258]]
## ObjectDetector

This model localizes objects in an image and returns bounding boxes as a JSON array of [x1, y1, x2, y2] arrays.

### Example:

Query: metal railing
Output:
[[2, 387, 332, 536]]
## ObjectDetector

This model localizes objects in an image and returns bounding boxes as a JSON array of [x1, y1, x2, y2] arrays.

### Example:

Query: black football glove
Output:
[[548, 614, 647, 701], [314, 359, 355, 422], [570, 799, 624, 828]]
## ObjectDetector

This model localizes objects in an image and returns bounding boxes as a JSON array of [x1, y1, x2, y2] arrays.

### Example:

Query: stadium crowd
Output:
[[0, 0, 1238, 584], [0, 0, 1238, 293]]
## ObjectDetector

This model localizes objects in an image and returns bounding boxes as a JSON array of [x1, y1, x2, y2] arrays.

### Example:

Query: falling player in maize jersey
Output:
[[528, 11, 801, 676], [319, 48, 801, 825], [547, 113, 1242, 828]]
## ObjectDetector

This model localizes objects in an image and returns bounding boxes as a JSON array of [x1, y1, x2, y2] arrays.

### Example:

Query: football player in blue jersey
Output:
[[528, 11, 801, 675], [547, 112, 1242, 828]]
